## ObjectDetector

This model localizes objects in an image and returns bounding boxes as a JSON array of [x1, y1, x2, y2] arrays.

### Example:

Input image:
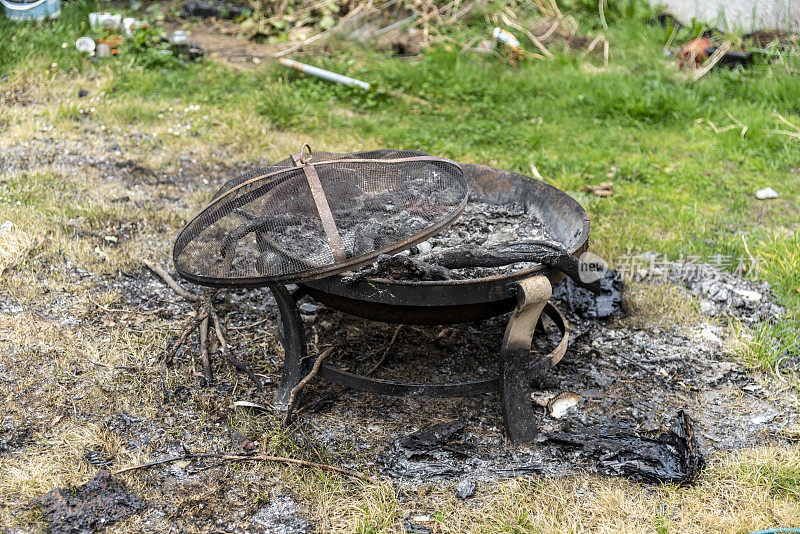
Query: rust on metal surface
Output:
[[291, 147, 347, 263]]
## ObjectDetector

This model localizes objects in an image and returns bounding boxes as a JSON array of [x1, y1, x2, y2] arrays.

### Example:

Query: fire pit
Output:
[[174, 150, 592, 444], [272, 163, 590, 444]]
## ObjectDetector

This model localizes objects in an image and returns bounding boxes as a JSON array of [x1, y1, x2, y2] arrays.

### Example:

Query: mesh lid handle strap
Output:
[[290, 145, 347, 263]]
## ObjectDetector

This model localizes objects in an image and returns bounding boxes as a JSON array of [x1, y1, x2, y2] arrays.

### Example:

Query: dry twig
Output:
[[145, 261, 201, 302], [693, 41, 731, 79], [199, 316, 212, 382], [365, 325, 402, 376], [283, 344, 339, 425], [598, 0, 607, 30], [146, 262, 259, 390], [767, 111, 800, 141], [112, 451, 370, 481], [500, 11, 553, 58], [210, 308, 264, 392]]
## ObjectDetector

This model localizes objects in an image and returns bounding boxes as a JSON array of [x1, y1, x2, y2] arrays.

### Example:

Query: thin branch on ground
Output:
[[199, 316, 212, 383], [283, 344, 339, 425], [768, 111, 800, 141], [210, 308, 264, 392], [295, 422, 325, 463], [146, 262, 262, 390], [111, 451, 371, 481], [598, 0, 607, 30], [500, 11, 553, 58], [228, 317, 272, 331], [365, 325, 402, 376], [693, 41, 731, 80], [164, 305, 210, 365], [145, 261, 201, 302]]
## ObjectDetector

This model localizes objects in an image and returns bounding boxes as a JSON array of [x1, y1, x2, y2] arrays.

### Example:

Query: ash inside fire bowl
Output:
[[342, 200, 560, 282], [271, 180, 465, 257]]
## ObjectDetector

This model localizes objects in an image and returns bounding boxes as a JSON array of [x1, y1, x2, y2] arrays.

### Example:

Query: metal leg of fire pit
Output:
[[269, 278, 567, 444], [270, 284, 308, 410], [500, 276, 553, 444]]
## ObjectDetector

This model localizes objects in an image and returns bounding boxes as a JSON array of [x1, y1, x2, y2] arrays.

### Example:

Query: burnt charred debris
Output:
[[382, 412, 704, 485]]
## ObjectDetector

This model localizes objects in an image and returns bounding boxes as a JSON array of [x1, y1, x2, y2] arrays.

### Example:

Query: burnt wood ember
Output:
[[340, 198, 600, 292], [348, 200, 563, 281], [344, 238, 602, 294], [341, 254, 463, 284]]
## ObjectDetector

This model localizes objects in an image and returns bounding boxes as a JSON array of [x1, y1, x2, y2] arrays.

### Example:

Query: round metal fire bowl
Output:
[[300, 163, 591, 324]]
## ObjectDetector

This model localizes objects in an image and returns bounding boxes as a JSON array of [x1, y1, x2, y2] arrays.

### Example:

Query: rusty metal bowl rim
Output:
[[320, 162, 591, 288]]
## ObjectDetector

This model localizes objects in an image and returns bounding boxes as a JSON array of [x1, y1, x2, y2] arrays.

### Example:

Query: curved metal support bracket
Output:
[[268, 276, 568, 445], [500, 276, 553, 444], [270, 284, 308, 410]]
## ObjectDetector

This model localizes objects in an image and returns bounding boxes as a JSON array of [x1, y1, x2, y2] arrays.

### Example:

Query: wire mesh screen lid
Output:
[[173, 145, 469, 287]]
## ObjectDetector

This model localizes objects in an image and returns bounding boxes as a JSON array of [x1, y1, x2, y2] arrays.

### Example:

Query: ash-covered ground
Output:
[[291, 265, 795, 489], [1, 134, 797, 533]]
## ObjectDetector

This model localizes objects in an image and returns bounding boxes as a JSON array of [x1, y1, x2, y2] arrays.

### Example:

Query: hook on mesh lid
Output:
[[294, 143, 313, 165]]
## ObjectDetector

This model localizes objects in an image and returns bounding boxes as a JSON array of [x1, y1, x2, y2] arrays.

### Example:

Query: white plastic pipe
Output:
[[277, 58, 371, 91]]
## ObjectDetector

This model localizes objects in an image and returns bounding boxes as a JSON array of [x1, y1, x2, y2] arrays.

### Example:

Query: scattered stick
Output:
[[598, 0, 607, 30], [199, 316, 212, 383], [210, 308, 264, 392], [295, 423, 324, 463], [365, 325, 402, 376], [693, 41, 731, 80], [283, 344, 338, 425], [536, 17, 562, 41], [145, 261, 201, 302], [500, 12, 554, 59], [146, 262, 260, 390], [228, 317, 272, 331], [112, 451, 370, 481], [768, 111, 800, 141], [164, 305, 210, 366], [529, 163, 545, 181]]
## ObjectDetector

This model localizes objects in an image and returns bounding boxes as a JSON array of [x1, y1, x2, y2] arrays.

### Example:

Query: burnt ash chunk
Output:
[[38, 470, 145, 534]]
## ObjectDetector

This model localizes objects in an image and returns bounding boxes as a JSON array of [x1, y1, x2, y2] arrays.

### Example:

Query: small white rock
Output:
[[733, 288, 762, 303], [755, 187, 779, 200]]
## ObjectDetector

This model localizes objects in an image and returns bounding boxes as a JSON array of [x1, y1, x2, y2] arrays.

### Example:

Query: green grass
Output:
[[1, 1, 798, 364], [738, 232, 800, 374]]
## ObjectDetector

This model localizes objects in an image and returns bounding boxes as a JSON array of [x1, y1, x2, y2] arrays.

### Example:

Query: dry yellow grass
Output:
[[622, 281, 705, 328]]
